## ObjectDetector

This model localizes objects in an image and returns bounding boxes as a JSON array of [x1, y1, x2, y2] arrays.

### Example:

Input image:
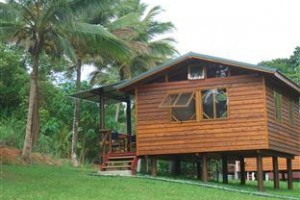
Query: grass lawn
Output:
[[1, 164, 299, 200]]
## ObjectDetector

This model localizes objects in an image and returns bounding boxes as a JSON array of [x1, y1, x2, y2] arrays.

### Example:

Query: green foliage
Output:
[[259, 46, 300, 85], [0, 43, 29, 116], [0, 117, 25, 149]]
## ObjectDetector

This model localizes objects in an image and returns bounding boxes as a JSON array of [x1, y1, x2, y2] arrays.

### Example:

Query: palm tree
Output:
[[90, 0, 177, 84], [88, 0, 177, 127], [68, 18, 131, 167], [0, 0, 129, 161]]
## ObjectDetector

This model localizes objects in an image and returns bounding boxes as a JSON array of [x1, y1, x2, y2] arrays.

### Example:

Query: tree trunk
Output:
[[22, 53, 39, 162], [114, 103, 120, 122], [31, 90, 39, 146], [71, 58, 81, 167]]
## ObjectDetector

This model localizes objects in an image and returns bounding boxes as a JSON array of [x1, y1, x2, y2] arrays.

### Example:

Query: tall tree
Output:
[[90, 0, 177, 85], [67, 0, 130, 166], [0, 0, 128, 161]]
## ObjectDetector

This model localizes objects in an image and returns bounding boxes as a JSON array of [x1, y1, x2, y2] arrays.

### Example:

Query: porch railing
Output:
[[99, 129, 136, 163]]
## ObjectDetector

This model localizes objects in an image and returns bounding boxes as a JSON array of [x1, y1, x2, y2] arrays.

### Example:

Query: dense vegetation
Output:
[[3, 165, 299, 200], [0, 0, 176, 164]]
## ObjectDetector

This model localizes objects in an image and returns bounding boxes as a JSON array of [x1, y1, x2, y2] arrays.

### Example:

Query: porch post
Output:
[[126, 98, 132, 149], [100, 92, 105, 129], [222, 155, 228, 184], [240, 156, 246, 185], [99, 92, 105, 164], [287, 158, 293, 190], [257, 154, 264, 191], [201, 153, 208, 183], [272, 156, 279, 189]]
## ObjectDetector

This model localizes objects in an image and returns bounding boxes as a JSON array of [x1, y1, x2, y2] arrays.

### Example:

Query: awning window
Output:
[[159, 92, 195, 108]]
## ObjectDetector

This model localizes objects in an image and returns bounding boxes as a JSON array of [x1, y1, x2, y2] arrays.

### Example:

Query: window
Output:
[[274, 91, 282, 122], [159, 92, 196, 122], [201, 89, 228, 119], [172, 96, 196, 122], [289, 99, 295, 125], [188, 64, 205, 80], [159, 89, 228, 122]]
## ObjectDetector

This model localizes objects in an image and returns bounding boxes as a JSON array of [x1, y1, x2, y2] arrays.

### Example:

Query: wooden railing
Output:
[[99, 129, 136, 164], [100, 129, 112, 164]]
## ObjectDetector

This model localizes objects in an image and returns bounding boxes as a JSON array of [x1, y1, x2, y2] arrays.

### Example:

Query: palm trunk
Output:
[[114, 103, 120, 122], [22, 53, 39, 162], [32, 88, 39, 146], [71, 58, 81, 167]]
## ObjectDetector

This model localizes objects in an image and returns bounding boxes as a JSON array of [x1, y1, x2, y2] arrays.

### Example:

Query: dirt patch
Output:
[[0, 146, 68, 166]]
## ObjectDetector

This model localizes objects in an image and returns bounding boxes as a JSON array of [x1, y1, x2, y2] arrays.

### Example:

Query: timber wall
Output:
[[135, 74, 268, 156], [265, 81, 300, 155]]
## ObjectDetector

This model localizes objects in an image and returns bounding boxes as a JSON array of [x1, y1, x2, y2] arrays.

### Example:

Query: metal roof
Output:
[[116, 52, 281, 90], [69, 81, 130, 103], [70, 52, 300, 100]]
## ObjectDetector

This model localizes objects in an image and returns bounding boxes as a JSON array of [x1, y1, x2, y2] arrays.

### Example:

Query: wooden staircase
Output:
[[100, 152, 138, 175]]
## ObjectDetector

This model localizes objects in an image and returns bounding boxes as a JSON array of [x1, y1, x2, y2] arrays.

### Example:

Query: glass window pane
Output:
[[175, 92, 194, 107], [188, 65, 204, 80], [160, 93, 179, 107], [202, 90, 214, 119], [216, 89, 227, 118], [274, 91, 282, 122], [172, 98, 196, 121]]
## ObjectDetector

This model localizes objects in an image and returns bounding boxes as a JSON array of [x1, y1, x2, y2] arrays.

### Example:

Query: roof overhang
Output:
[[69, 81, 130, 104], [116, 52, 300, 94]]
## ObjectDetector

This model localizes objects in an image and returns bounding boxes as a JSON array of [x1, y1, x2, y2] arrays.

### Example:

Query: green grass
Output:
[[1, 164, 299, 200]]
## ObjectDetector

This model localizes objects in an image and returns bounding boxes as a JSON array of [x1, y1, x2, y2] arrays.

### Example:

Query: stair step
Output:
[[110, 152, 136, 157], [103, 165, 131, 169], [106, 160, 133, 164], [98, 170, 132, 176], [109, 156, 135, 160]]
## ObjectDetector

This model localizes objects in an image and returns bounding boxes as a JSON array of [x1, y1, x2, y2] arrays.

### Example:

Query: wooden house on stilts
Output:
[[70, 52, 300, 191]]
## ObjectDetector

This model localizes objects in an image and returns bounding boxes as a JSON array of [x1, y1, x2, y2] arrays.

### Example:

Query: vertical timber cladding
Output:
[[135, 74, 268, 156], [265, 80, 300, 155]]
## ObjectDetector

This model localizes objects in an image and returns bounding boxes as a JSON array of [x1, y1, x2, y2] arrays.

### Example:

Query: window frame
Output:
[[188, 64, 206, 80], [159, 91, 195, 108], [159, 88, 229, 123], [200, 88, 228, 120], [170, 94, 197, 122], [274, 90, 282, 123]]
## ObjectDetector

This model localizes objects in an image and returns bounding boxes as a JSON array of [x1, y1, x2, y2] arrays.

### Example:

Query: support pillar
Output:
[[196, 161, 201, 180], [174, 156, 181, 175], [240, 156, 246, 185], [99, 93, 105, 164], [151, 156, 157, 176], [126, 99, 132, 150], [257, 154, 264, 191], [287, 158, 293, 190], [201, 153, 208, 183], [222, 155, 228, 184], [281, 172, 285, 181], [272, 156, 279, 189], [99, 93, 105, 130]]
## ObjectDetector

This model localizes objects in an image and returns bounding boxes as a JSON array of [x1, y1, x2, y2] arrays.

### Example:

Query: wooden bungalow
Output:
[[70, 52, 300, 191]]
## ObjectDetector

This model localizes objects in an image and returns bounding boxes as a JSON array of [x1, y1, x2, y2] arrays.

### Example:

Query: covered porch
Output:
[[69, 81, 138, 174]]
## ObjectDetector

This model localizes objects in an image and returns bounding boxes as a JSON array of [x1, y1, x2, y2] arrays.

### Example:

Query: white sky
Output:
[[142, 0, 300, 64]]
